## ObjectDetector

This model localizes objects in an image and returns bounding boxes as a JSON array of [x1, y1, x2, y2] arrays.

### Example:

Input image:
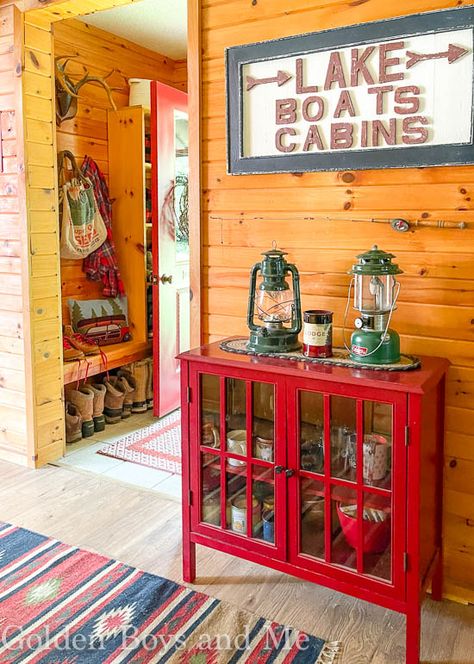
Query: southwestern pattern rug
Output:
[[98, 410, 181, 475], [0, 523, 341, 663]]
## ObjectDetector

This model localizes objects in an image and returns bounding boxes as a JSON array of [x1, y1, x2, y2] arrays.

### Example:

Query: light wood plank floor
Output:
[[0, 460, 472, 664]]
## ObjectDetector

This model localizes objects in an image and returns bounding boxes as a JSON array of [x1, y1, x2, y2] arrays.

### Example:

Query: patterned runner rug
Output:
[[0, 523, 341, 663], [98, 409, 181, 475]]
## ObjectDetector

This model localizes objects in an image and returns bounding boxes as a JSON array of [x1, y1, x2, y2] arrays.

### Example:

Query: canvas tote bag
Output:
[[58, 151, 107, 260]]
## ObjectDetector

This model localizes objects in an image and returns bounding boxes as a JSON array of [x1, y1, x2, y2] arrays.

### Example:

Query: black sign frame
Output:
[[226, 6, 474, 175]]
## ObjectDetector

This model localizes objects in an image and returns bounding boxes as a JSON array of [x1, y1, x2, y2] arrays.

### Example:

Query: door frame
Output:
[[19, 0, 202, 466]]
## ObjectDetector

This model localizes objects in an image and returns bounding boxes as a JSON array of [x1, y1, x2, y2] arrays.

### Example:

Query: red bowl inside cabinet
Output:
[[337, 503, 391, 554]]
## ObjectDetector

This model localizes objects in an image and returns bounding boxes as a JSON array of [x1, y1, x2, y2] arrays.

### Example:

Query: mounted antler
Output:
[[55, 55, 124, 125]]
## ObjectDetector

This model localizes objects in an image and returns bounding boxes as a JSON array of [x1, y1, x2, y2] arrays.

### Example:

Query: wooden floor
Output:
[[1, 460, 473, 664]]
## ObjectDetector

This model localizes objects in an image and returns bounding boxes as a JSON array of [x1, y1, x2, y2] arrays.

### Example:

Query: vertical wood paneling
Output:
[[0, 5, 31, 467], [200, 0, 474, 602], [23, 9, 64, 464]]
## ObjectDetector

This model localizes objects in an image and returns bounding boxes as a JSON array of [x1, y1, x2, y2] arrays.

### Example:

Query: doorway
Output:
[[22, 0, 201, 475]]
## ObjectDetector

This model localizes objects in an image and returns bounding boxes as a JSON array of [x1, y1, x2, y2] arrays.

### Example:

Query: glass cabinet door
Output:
[[293, 385, 398, 587], [195, 371, 283, 553]]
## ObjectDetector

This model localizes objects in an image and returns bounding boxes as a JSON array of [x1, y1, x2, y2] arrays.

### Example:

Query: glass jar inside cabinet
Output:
[[200, 374, 220, 449]]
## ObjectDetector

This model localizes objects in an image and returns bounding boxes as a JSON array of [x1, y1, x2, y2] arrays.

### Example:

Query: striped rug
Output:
[[98, 409, 181, 474], [0, 523, 341, 663]]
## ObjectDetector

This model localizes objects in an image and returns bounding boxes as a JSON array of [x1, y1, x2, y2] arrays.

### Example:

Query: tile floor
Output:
[[53, 410, 182, 502]]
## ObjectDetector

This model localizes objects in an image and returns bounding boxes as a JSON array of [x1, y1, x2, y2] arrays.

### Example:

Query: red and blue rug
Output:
[[0, 523, 341, 663], [98, 410, 181, 475]]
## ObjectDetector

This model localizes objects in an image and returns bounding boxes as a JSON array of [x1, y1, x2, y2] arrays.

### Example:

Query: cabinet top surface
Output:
[[178, 338, 449, 394]]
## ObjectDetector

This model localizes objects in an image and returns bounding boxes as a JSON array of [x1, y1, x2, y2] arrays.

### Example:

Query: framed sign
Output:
[[226, 7, 474, 174]]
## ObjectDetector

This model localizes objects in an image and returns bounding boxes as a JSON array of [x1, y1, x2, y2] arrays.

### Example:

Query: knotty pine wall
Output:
[[0, 5, 35, 467], [54, 18, 187, 324], [201, 0, 474, 602]]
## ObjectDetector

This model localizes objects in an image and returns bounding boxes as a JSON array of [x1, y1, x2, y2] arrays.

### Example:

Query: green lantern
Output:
[[247, 245, 302, 353], [347, 245, 403, 365]]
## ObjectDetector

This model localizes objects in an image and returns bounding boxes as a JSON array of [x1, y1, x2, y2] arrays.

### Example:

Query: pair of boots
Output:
[[121, 358, 153, 411], [64, 358, 154, 441], [65, 383, 106, 443], [103, 358, 153, 424]]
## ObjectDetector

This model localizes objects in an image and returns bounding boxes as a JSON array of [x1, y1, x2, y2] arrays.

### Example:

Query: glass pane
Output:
[[330, 395, 356, 480], [201, 452, 221, 527], [252, 465, 274, 543], [226, 379, 246, 454], [252, 382, 275, 462], [299, 391, 324, 474], [331, 485, 357, 570], [363, 401, 392, 489], [201, 374, 220, 449], [226, 462, 247, 534], [363, 493, 392, 582], [300, 477, 325, 559]]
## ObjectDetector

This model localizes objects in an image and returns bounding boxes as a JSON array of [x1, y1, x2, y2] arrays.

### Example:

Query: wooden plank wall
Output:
[[54, 19, 187, 324], [0, 5, 33, 467], [6, 0, 188, 469], [22, 9, 65, 466], [200, 0, 474, 603]]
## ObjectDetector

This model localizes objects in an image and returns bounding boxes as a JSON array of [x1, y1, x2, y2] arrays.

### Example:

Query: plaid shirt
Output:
[[81, 156, 125, 298]]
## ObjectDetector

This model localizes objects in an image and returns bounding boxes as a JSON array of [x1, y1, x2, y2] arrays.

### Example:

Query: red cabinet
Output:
[[179, 340, 448, 664]]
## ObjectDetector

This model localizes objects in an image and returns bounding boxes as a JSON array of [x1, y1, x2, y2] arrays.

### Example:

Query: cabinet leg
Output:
[[431, 551, 443, 602], [183, 538, 196, 584], [406, 604, 421, 664]]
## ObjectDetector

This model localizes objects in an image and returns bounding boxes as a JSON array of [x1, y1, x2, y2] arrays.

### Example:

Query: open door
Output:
[[151, 81, 189, 418]]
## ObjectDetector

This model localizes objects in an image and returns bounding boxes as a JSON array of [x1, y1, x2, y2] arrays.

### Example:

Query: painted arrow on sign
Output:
[[406, 43, 469, 69], [246, 70, 292, 91]]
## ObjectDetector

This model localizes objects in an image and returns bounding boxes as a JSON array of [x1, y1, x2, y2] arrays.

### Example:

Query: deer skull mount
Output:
[[55, 55, 121, 125]]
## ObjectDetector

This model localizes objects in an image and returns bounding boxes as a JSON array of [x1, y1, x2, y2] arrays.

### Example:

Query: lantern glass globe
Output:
[[354, 273, 397, 315], [255, 288, 295, 324]]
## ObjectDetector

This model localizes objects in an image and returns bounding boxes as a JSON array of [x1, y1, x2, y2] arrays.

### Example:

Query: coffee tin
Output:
[[231, 496, 261, 534], [303, 310, 333, 358]]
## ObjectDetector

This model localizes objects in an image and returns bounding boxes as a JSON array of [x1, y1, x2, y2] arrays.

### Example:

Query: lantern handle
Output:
[[247, 262, 261, 332], [286, 262, 302, 334], [342, 277, 355, 353]]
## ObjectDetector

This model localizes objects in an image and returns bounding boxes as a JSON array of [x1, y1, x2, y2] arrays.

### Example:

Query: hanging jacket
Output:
[[81, 155, 125, 298]]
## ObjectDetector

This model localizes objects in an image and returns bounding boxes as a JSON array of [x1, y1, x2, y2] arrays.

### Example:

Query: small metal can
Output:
[[303, 310, 333, 358], [262, 510, 274, 543], [231, 496, 261, 534], [255, 436, 274, 462]]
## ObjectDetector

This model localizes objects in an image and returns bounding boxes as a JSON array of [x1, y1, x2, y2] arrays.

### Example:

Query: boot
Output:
[[110, 375, 134, 419], [63, 336, 85, 362], [130, 360, 148, 413], [145, 357, 154, 410], [103, 378, 126, 424], [117, 370, 137, 418], [90, 383, 106, 432], [64, 324, 100, 356], [65, 402, 82, 444], [66, 387, 94, 438]]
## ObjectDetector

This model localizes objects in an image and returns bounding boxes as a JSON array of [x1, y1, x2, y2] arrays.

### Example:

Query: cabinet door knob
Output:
[[160, 274, 173, 285], [275, 465, 284, 474], [285, 468, 295, 478]]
